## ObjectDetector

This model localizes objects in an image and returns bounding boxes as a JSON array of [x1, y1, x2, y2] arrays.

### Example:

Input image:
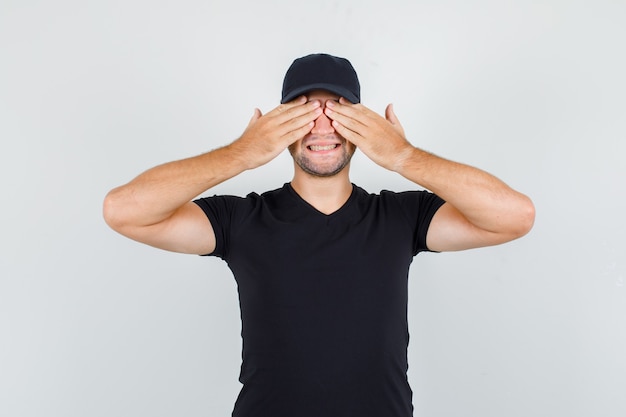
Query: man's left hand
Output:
[[324, 98, 414, 172]]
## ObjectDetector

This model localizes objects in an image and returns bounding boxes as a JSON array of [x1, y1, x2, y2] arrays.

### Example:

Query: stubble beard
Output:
[[289, 140, 355, 177]]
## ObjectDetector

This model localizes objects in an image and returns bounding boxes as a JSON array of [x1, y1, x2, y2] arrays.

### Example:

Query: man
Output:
[[103, 53, 535, 417]]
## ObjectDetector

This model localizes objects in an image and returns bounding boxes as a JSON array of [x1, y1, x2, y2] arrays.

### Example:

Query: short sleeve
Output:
[[385, 190, 445, 255], [193, 195, 248, 259]]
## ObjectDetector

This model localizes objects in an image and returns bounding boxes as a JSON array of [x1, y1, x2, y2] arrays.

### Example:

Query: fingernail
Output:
[[326, 100, 335, 107]]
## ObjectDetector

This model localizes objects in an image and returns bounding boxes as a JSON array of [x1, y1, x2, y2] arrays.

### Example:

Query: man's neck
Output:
[[290, 169, 353, 215]]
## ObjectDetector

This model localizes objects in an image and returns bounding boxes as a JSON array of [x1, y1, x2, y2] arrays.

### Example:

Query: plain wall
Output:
[[1, 0, 625, 416]]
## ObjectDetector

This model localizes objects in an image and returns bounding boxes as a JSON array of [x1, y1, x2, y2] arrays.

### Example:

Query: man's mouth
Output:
[[307, 144, 339, 151]]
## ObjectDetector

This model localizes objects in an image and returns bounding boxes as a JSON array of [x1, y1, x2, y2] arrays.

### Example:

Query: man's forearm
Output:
[[103, 144, 244, 229], [397, 147, 535, 236]]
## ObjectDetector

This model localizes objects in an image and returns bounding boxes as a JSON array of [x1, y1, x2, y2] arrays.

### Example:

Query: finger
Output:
[[262, 96, 305, 119], [330, 120, 361, 144], [329, 97, 361, 114], [279, 105, 322, 133], [279, 95, 307, 111], [385, 103, 406, 136], [272, 95, 317, 117], [385, 104, 398, 125], [328, 98, 373, 126], [271, 98, 321, 125], [247, 108, 262, 127], [339, 96, 357, 106], [282, 119, 315, 144], [324, 105, 367, 135]]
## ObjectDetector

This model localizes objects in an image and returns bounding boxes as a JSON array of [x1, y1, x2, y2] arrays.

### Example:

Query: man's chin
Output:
[[296, 160, 352, 178]]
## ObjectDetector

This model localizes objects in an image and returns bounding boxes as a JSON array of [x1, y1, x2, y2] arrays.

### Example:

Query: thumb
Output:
[[247, 108, 262, 127], [385, 103, 406, 136], [385, 103, 399, 125]]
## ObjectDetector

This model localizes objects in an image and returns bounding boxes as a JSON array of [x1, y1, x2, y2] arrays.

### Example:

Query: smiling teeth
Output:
[[309, 145, 337, 151]]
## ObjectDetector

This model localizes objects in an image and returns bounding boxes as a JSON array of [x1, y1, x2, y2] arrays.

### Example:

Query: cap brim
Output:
[[281, 83, 360, 104]]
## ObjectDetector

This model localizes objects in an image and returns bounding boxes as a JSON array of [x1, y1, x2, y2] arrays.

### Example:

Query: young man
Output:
[[103, 53, 535, 417]]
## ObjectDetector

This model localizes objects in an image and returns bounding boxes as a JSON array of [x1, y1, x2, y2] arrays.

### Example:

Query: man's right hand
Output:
[[230, 96, 322, 170]]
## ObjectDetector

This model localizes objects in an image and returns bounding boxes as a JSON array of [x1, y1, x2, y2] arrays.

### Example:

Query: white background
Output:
[[1, 0, 625, 416]]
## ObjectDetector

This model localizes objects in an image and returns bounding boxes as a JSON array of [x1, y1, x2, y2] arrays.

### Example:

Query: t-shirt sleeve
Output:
[[192, 195, 247, 259], [390, 190, 446, 255]]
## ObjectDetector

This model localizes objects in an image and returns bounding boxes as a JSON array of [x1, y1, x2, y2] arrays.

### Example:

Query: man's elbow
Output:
[[511, 195, 536, 238], [102, 187, 130, 233]]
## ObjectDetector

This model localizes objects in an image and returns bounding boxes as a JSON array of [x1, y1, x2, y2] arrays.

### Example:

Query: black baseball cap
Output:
[[281, 53, 360, 104]]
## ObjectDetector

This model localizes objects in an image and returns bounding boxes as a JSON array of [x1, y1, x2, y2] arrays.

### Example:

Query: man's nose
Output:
[[310, 110, 335, 135]]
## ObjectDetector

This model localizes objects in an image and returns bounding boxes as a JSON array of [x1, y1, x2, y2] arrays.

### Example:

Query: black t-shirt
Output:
[[194, 183, 445, 417]]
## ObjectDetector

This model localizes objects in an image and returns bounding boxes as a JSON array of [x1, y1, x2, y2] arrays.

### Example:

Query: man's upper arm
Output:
[[119, 202, 216, 255], [426, 202, 514, 252]]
